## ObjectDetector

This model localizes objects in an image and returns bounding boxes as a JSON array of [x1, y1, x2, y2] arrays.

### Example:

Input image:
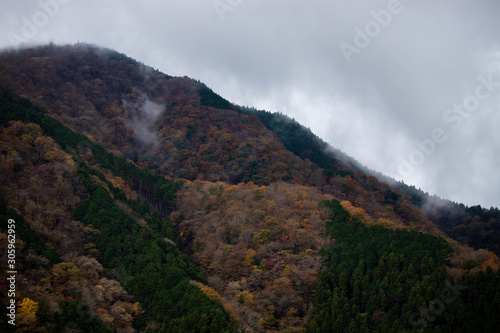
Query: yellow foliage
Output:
[[235, 290, 254, 307], [245, 249, 256, 266], [341, 200, 367, 220], [305, 249, 314, 256], [18, 298, 38, 318], [224, 185, 239, 193], [34, 135, 54, 147], [374, 218, 395, 228], [265, 216, 280, 227], [223, 200, 236, 211], [224, 244, 233, 253], [252, 186, 266, 200], [52, 262, 81, 283], [21, 134, 35, 145], [190, 281, 222, 302], [129, 302, 143, 316], [252, 229, 272, 247], [340, 200, 354, 212], [26, 123, 42, 133], [43, 149, 60, 162], [64, 154, 75, 168]]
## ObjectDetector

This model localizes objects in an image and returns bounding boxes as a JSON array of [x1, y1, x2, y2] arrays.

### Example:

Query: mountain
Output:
[[240, 107, 500, 257], [0, 44, 499, 333]]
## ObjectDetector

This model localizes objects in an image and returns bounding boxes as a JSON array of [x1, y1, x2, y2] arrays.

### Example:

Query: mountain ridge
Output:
[[1, 43, 499, 332], [1, 43, 498, 256]]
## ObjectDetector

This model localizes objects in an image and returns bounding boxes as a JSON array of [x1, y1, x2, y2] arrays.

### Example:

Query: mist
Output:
[[1, 0, 499, 207], [124, 95, 164, 146]]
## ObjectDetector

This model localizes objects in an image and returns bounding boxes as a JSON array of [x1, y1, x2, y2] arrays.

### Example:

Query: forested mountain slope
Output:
[[0, 44, 445, 235], [243, 107, 500, 257], [0, 44, 499, 332], [0, 95, 233, 332]]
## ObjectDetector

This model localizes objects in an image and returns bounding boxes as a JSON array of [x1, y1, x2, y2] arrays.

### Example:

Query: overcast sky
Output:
[[1, 0, 499, 208]]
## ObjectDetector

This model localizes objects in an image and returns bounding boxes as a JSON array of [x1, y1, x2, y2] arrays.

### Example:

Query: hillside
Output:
[[0, 95, 232, 332], [0, 44, 449, 235], [242, 107, 500, 257], [0, 44, 499, 332]]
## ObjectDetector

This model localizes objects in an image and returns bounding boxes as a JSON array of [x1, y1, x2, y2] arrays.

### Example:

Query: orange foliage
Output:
[[341, 200, 368, 221], [176, 181, 328, 331], [190, 281, 223, 302]]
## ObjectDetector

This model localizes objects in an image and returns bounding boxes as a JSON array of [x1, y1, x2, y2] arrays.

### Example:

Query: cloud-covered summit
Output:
[[1, 0, 499, 207]]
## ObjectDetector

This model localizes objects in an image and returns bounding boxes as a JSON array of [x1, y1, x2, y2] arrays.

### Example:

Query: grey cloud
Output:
[[123, 94, 164, 146], [1, 0, 499, 207]]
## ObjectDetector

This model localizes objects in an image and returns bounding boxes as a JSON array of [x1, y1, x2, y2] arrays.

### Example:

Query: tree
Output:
[[19, 298, 39, 318]]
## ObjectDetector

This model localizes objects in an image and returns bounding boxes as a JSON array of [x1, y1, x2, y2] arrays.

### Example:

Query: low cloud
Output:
[[1, 0, 499, 207], [124, 94, 164, 146]]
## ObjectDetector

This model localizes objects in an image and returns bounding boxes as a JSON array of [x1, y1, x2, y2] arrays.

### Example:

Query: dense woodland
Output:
[[175, 180, 333, 332], [306, 199, 500, 332], [243, 107, 500, 257], [0, 95, 233, 332], [0, 45, 499, 332]]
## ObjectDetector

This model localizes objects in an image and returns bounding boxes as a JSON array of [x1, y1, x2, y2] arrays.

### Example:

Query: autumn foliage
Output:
[[1, 45, 499, 332], [176, 180, 333, 331]]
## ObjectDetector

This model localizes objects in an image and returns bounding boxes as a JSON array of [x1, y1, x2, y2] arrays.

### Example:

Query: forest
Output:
[[0, 44, 499, 332], [306, 199, 500, 332], [0, 94, 234, 332], [244, 107, 500, 257]]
